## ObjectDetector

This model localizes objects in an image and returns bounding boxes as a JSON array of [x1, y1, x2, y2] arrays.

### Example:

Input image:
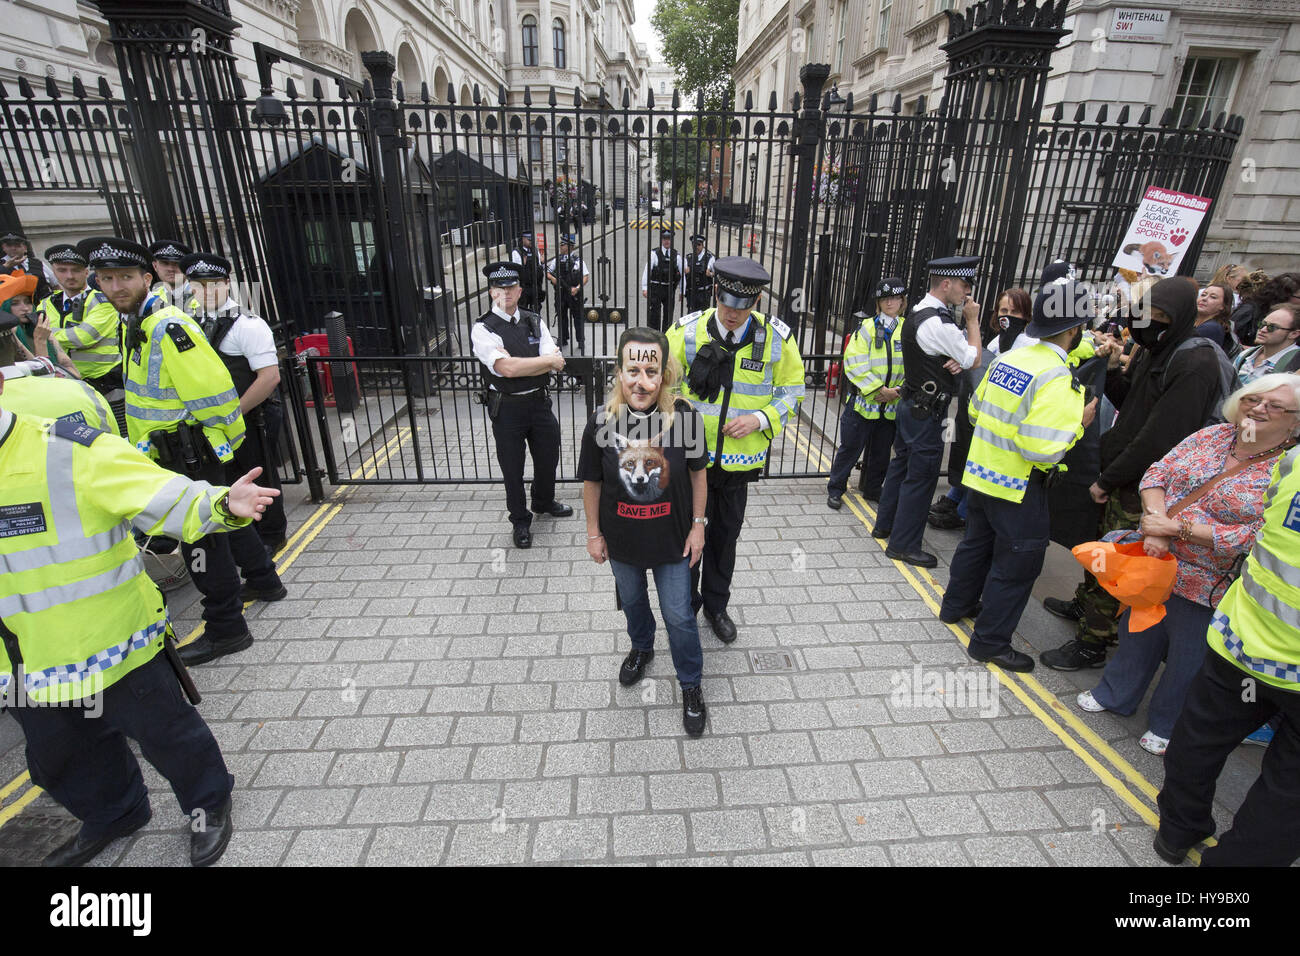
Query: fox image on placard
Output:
[[1122, 240, 1174, 275], [612, 429, 670, 503]]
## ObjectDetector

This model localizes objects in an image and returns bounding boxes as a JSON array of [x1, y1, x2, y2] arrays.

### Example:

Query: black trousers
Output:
[[947, 389, 975, 489], [556, 295, 585, 349], [8, 652, 233, 841], [491, 393, 561, 528], [1158, 651, 1300, 866], [520, 288, 545, 313], [941, 480, 1050, 657], [175, 459, 279, 641], [687, 289, 712, 313], [873, 398, 945, 553], [826, 403, 895, 498], [226, 400, 286, 543], [647, 290, 676, 332], [690, 467, 752, 615]]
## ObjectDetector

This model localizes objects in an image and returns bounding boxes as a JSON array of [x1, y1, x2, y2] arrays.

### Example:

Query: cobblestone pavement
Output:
[[0, 476, 1265, 867]]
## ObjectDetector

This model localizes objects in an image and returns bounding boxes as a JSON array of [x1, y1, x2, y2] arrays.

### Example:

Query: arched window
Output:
[[522, 15, 538, 66], [553, 18, 566, 70]]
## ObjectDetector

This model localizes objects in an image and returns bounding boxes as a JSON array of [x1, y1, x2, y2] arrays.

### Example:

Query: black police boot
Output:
[[512, 524, 532, 549], [241, 580, 288, 602], [1152, 829, 1212, 866], [682, 685, 707, 737], [532, 501, 574, 518], [870, 526, 891, 539], [885, 547, 939, 569], [43, 804, 151, 867], [191, 798, 233, 867], [969, 646, 1035, 673], [619, 649, 654, 686], [703, 609, 737, 644], [827, 492, 843, 511], [178, 630, 254, 667], [939, 601, 982, 624]]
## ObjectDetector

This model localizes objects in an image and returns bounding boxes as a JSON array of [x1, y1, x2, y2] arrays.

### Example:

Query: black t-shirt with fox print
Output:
[[578, 398, 708, 568]]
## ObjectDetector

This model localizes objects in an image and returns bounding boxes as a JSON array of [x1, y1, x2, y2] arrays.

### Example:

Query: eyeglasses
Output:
[[1240, 395, 1299, 415], [1260, 322, 1297, 334]]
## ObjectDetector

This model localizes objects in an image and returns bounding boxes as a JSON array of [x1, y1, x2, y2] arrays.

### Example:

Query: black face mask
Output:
[[997, 315, 1027, 354], [1129, 317, 1168, 349]]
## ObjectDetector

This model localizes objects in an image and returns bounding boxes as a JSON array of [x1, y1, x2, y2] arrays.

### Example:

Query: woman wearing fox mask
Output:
[[578, 327, 711, 736]]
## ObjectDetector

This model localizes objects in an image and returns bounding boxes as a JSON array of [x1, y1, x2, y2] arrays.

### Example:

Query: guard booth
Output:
[[256, 139, 450, 356], [429, 149, 532, 250]]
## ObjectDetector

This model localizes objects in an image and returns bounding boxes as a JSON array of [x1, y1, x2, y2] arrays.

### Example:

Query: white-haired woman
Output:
[[1078, 373, 1300, 754]]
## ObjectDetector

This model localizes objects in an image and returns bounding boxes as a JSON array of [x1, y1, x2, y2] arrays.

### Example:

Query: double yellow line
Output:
[[786, 421, 1215, 863], [0, 426, 412, 833]]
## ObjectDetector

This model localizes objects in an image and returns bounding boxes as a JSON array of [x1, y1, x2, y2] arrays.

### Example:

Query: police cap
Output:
[[77, 236, 151, 271], [691, 233, 706, 243], [0, 230, 25, 245], [1038, 258, 1078, 288], [482, 261, 521, 288], [559, 234, 576, 247], [148, 239, 191, 263], [45, 243, 88, 266], [712, 256, 770, 310], [180, 252, 232, 281], [926, 255, 981, 280], [659, 229, 673, 241], [874, 276, 906, 299]]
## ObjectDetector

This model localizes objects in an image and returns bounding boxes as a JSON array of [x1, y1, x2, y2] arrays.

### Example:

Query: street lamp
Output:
[[748, 153, 759, 216]]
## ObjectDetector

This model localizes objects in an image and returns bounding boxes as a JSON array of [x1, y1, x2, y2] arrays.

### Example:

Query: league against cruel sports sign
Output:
[[1112, 186, 1212, 278]]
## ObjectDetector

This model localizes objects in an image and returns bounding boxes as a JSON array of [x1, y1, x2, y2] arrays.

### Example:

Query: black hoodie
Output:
[[1098, 279, 1222, 498]]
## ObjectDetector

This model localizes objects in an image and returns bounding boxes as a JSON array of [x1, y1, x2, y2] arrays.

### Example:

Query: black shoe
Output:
[[939, 601, 982, 624], [860, 490, 881, 503], [42, 805, 151, 866], [513, 525, 532, 549], [1152, 830, 1211, 865], [827, 493, 843, 511], [969, 646, 1035, 672], [532, 502, 574, 518], [1043, 596, 1084, 621], [682, 685, 707, 737], [931, 496, 958, 515], [259, 535, 288, 553], [1040, 638, 1108, 671], [885, 547, 938, 569], [178, 630, 254, 667], [927, 510, 965, 530], [191, 798, 233, 867], [241, 581, 288, 603], [703, 609, 737, 644], [619, 649, 654, 686], [870, 527, 891, 539]]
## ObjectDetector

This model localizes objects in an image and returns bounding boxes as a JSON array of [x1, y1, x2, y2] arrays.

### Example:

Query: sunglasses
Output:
[[1260, 322, 1297, 334]]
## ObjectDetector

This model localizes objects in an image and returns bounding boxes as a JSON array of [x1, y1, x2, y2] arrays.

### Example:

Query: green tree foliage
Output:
[[653, 126, 709, 204], [650, 0, 740, 112]]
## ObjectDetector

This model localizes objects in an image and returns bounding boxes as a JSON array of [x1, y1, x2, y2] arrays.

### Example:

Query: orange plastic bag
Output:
[[1070, 539, 1178, 632]]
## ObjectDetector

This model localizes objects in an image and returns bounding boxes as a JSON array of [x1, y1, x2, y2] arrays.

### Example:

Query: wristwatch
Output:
[[693, 517, 708, 526]]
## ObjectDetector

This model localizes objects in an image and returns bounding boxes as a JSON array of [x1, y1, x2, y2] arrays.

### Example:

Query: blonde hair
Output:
[[605, 326, 682, 426], [1221, 373, 1300, 432], [1210, 263, 1244, 288]]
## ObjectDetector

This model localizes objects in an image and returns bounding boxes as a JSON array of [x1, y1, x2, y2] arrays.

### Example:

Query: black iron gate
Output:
[[0, 0, 1242, 497]]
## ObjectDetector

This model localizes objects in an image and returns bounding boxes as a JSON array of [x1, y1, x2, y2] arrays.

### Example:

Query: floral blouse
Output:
[[1140, 423, 1279, 607]]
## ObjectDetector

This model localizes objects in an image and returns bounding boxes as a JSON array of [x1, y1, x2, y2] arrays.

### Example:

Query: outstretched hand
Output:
[[226, 466, 281, 520]]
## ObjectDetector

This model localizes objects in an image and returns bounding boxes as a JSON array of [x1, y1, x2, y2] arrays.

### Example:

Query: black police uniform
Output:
[[685, 235, 714, 312], [475, 262, 571, 548], [549, 241, 586, 352], [511, 234, 546, 313], [183, 252, 288, 548], [873, 256, 981, 565], [147, 239, 194, 312], [646, 233, 683, 332]]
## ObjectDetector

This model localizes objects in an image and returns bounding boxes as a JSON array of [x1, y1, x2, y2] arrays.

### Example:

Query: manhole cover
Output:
[[748, 649, 797, 673], [0, 809, 80, 867]]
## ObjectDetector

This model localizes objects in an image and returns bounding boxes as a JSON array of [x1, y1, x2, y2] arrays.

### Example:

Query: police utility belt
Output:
[[900, 381, 951, 421], [150, 421, 220, 479], [477, 385, 550, 421]]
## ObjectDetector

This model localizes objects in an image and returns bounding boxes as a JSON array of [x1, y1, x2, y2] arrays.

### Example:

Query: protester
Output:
[[1042, 277, 1224, 670], [1192, 282, 1233, 352], [1233, 303, 1300, 385], [1077, 375, 1298, 753], [579, 327, 710, 737], [1154, 441, 1300, 867], [1, 274, 78, 376], [1231, 270, 1297, 347], [1209, 263, 1246, 307]]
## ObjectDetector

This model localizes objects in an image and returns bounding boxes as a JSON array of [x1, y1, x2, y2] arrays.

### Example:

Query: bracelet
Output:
[[1178, 514, 1193, 542], [587, 533, 603, 540], [214, 494, 235, 520]]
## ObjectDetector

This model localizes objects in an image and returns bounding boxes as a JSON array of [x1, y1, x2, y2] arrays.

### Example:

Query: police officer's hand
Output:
[[722, 414, 765, 439], [684, 524, 705, 567], [227, 466, 282, 519], [942, 358, 962, 375], [549, 352, 566, 371], [587, 533, 607, 564], [641, 289, 648, 298], [962, 297, 981, 326], [1081, 396, 1098, 429], [1088, 481, 1109, 505], [877, 386, 900, 403]]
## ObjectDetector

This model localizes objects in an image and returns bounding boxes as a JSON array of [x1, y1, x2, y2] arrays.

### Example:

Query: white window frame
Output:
[[1171, 53, 1242, 124]]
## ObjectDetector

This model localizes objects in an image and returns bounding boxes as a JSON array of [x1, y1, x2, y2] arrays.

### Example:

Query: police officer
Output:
[[684, 233, 715, 313], [668, 256, 806, 642], [510, 231, 547, 314], [147, 239, 199, 315], [872, 256, 983, 568], [1155, 444, 1300, 866], [84, 237, 285, 667], [642, 229, 686, 332], [547, 235, 589, 353], [938, 279, 1098, 671], [0, 370, 279, 866], [827, 277, 907, 510], [185, 251, 289, 551], [473, 262, 573, 548], [1, 229, 54, 300], [0, 357, 117, 434]]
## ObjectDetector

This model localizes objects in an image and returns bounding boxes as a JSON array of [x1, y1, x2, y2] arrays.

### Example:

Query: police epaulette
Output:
[[52, 416, 105, 447], [165, 321, 196, 352], [677, 309, 704, 327], [767, 315, 793, 339]]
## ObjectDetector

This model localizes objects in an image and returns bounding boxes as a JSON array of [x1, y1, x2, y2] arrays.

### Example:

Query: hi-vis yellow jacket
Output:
[[842, 315, 905, 421], [964, 342, 1085, 503], [41, 290, 121, 381], [1209, 446, 1300, 691], [668, 308, 806, 472], [0, 411, 248, 703], [1, 369, 119, 435]]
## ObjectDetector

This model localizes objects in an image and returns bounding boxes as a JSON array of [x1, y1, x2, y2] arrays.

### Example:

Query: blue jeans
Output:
[[1090, 594, 1212, 738], [944, 485, 969, 519], [609, 557, 703, 688]]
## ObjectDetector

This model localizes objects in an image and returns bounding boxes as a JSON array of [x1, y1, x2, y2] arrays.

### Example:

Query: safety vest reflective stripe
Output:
[[137, 475, 224, 539], [711, 449, 767, 466], [126, 378, 179, 401], [0, 559, 142, 617], [1020, 422, 1080, 444], [1242, 563, 1299, 625], [1254, 538, 1300, 590], [1211, 611, 1300, 684], [22, 620, 166, 696], [963, 460, 1029, 492], [769, 384, 804, 428]]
